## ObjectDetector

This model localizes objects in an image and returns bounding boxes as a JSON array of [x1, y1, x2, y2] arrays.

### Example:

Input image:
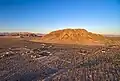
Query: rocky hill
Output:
[[40, 29, 109, 45]]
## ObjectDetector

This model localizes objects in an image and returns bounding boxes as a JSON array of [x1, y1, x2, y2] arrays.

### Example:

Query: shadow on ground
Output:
[[5, 68, 58, 81]]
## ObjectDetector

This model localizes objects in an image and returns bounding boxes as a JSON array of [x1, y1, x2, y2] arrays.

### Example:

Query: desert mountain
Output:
[[40, 29, 108, 45]]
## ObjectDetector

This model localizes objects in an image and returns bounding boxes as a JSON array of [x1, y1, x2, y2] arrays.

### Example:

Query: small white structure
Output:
[[102, 50, 105, 53], [6, 52, 9, 54]]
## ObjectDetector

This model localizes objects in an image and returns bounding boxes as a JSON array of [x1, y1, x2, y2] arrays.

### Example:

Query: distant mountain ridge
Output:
[[0, 32, 45, 37], [104, 34, 120, 37]]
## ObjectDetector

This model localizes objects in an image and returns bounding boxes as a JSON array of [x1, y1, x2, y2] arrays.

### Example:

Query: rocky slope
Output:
[[40, 29, 108, 45]]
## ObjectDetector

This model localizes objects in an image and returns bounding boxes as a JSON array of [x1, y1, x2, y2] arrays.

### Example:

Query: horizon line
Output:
[[0, 31, 120, 35]]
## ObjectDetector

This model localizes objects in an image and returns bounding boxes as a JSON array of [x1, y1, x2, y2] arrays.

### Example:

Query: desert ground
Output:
[[0, 37, 120, 81]]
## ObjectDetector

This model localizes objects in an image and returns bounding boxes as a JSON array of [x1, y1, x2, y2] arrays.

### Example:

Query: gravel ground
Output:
[[0, 38, 120, 81]]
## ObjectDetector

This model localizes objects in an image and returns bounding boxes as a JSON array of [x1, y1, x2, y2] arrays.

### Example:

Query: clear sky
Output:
[[0, 0, 120, 34]]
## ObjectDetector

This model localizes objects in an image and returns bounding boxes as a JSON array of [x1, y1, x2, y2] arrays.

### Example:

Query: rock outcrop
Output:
[[40, 28, 108, 45]]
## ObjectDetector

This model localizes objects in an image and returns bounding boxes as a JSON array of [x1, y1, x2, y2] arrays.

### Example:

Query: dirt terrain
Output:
[[0, 37, 120, 81]]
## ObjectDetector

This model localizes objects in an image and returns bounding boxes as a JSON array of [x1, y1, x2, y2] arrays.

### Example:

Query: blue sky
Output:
[[0, 0, 120, 34]]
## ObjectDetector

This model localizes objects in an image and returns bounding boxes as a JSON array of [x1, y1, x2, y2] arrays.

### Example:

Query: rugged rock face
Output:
[[40, 29, 107, 45]]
